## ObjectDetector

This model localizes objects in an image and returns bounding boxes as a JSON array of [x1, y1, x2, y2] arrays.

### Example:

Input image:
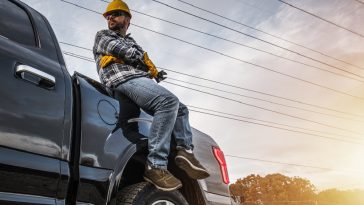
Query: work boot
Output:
[[144, 166, 182, 191], [175, 149, 210, 179]]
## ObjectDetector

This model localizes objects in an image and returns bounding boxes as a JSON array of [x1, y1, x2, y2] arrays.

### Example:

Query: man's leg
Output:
[[173, 103, 210, 179], [172, 103, 193, 150], [114, 77, 182, 191]]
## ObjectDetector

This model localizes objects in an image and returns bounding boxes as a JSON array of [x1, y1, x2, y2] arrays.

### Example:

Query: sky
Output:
[[21, 0, 364, 191]]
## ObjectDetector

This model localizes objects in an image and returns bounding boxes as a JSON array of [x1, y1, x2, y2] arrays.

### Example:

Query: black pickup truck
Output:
[[0, 0, 232, 204]]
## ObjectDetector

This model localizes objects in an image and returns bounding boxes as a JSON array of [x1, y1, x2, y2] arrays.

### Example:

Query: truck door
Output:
[[0, 0, 67, 204]]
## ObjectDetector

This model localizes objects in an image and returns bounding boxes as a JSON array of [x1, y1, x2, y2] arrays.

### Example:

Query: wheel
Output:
[[117, 182, 189, 205]]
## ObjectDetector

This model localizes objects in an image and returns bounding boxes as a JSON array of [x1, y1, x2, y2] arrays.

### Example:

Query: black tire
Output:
[[117, 182, 189, 205]]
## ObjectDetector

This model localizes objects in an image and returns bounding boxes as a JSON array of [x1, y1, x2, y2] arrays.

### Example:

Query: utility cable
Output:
[[173, 0, 364, 70], [160, 68, 364, 118], [99, 0, 364, 82], [189, 109, 364, 145], [60, 0, 364, 100], [188, 105, 364, 141], [165, 81, 364, 135], [278, 0, 364, 38], [151, 0, 364, 78], [62, 51, 364, 141], [127, 9, 364, 83], [63, 51, 95, 62], [62, 51, 364, 144], [63, 48, 364, 140], [60, 48, 364, 119], [132, 24, 364, 100], [64, 43, 364, 135], [169, 77, 364, 123], [62, 50, 364, 138], [225, 154, 362, 173], [61, 42, 91, 51]]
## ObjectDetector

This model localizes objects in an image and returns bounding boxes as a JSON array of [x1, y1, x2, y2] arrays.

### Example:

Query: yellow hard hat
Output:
[[103, 0, 132, 18]]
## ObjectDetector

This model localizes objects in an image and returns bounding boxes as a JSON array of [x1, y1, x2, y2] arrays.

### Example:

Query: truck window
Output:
[[0, 1, 36, 46]]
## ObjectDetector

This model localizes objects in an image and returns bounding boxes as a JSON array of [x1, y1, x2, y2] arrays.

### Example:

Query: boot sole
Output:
[[175, 156, 210, 179], [143, 176, 182, 192]]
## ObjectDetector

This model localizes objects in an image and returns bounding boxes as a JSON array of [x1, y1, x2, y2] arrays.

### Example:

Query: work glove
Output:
[[155, 70, 167, 83], [143, 52, 158, 78]]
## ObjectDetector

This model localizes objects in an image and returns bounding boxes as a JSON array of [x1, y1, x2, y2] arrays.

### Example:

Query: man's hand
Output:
[[155, 70, 167, 83]]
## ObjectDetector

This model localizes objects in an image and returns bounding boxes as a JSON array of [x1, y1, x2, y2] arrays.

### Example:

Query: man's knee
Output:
[[178, 103, 189, 116], [163, 94, 179, 110]]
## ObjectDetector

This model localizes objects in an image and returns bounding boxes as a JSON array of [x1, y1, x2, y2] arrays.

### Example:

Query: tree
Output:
[[230, 173, 316, 205]]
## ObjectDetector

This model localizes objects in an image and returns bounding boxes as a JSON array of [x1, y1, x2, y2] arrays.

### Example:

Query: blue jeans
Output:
[[115, 77, 193, 169]]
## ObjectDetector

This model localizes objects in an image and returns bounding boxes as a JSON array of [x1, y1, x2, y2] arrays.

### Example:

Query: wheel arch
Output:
[[108, 140, 207, 205], [106, 138, 147, 204]]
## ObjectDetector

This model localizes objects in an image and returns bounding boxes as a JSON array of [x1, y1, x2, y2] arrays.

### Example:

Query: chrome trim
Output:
[[0, 191, 55, 204], [16, 64, 55, 85], [0, 34, 9, 40], [151, 200, 176, 205]]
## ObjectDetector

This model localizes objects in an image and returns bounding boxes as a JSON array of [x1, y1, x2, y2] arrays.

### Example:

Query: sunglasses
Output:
[[106, 11, 128, 20]]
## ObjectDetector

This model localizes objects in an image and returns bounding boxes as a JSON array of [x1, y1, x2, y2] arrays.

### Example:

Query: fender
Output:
[[106, 137, 148, 204], [76, 74, 151, 204]]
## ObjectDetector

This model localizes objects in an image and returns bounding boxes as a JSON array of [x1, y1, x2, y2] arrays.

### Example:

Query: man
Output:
[[93, 0, 209, 191]]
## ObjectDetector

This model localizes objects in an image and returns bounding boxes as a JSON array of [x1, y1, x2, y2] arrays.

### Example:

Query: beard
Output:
[[108, 21, 125, 31]]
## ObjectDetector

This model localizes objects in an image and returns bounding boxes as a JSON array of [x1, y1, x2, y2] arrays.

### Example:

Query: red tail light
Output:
[[212, 147, 230, 184]]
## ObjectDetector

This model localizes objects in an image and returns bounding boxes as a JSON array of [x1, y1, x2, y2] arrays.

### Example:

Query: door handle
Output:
[[15, 65, 56, 89]]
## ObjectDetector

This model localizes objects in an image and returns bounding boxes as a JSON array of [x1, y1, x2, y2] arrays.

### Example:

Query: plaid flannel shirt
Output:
[[93, 29, 149, 88]]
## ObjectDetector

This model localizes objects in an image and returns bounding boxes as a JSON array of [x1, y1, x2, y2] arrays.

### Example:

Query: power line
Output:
[[63, 51, 94, 62], [168, 77, 364, 123], [57, 1, 364, 133], [61, 50, 364, 141], [160, 68, 364, 118], [100, 0, 364, 82], [59, 41, 364, 119], [355, 0, 364, 4], [61, 48, 364, 121], [151, 0, 364, 79], [61, 42, 91, 51], [132, 24, 364, 100], [62, 41, 364, 140], [225, 154, 358, 173], [225, 154, 334, 171], [61, 49, 364, 140], [165, 81, 364, 135], [60, 0, 364, 100], [61, 50, 364, 137], [278, 0, 364, 38], [127, 9, 364, 83], [173, 0, 364, 71], [188, 105, 364, 141], [61, 40, 364, 121], [61, 51, 364, 144], [189, 109, 364, 145]]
